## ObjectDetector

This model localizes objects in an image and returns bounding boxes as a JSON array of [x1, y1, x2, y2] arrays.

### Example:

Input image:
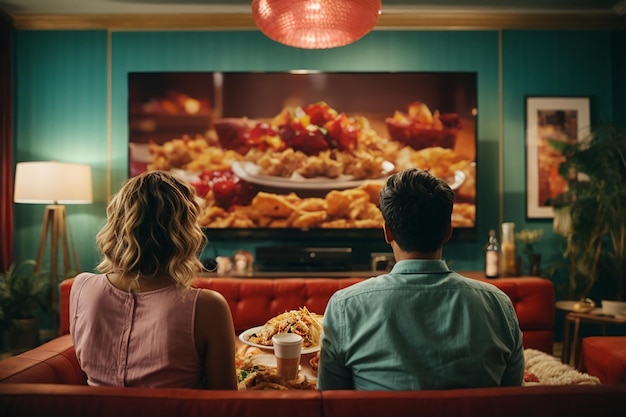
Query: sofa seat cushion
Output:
[[580, 336, 626, 384]]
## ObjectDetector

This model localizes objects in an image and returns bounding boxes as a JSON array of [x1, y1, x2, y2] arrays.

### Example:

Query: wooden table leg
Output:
[[571, 317, 582, 367], [562, 314, 572, 364]]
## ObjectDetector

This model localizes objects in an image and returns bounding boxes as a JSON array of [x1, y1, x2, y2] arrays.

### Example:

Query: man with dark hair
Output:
[[317, 168, 524, 390]]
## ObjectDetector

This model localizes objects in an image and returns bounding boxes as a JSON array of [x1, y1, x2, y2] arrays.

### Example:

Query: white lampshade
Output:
[[14, 161, 93, 204]]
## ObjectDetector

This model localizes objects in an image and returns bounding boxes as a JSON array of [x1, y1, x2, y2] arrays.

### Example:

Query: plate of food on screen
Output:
[[230, 158, 394, 191], [145, 100, 476, 229]]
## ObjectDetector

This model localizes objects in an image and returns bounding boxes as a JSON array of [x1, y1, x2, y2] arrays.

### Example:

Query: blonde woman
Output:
[[70, 171, 236, 389]]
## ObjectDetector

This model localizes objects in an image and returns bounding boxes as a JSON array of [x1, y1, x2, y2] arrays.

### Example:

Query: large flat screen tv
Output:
[[129, 71, 477, 241]]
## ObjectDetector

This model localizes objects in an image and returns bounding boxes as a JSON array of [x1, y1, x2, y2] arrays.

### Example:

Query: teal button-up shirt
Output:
[[317, 260, 524, 390]]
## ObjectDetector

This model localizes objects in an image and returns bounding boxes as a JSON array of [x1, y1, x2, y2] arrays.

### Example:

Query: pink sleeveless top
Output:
[[70, 273, 204, 388]]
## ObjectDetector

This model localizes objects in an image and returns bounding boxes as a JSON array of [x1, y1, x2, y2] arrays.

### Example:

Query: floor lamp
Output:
[[14, 161, 93, 334]]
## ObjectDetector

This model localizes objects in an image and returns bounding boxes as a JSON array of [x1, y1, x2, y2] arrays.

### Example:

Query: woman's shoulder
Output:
[[194, 288, 231, 317], [74, 272, 105, 285], [195, 287, 228, 305], [70, 273, 107, 302]]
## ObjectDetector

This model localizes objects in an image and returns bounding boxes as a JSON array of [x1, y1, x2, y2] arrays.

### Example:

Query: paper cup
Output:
[[272, 333, 302, 380]]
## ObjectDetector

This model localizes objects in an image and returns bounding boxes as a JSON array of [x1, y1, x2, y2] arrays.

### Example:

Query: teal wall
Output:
[[12, 28, 625, 280], [501, 30, 617, 277], [13, 30, 108, 276]]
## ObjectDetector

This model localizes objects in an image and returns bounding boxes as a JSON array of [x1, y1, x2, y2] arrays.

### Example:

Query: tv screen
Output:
[[129, 71, 477, 241]]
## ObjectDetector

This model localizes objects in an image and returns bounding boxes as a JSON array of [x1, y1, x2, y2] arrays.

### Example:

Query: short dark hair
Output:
[[379, 168, 455, 252]]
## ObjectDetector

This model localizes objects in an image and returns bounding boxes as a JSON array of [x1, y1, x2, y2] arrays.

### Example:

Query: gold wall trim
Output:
[[106, 30, 112, 199], [12, 13, 256, 30], [377, 12, 626, 30], [11, 11, 626, 31], [497, 29, 504, 226]]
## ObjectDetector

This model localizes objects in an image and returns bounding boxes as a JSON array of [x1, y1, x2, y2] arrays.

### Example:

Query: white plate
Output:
[[231, 161, 393, 191], [249, 354, 278, 368], [239, 326, 321, 354], [249, 354, 307, 371], [249, 354, 317, 381], [232, 160, 465, 191]]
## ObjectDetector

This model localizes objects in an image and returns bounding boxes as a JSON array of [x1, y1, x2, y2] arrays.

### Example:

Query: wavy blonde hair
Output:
[[96, 171, 206, 287]]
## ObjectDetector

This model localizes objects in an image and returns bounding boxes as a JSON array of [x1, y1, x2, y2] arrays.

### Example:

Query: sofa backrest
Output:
[[59, 274, 554, 353], [1, 383, 625, 417], [0, 334, 86, 385], [0, 384, 321, 417], [191, 277, 363, 333], [320, 385, 626, 417], [59, 277, 362, 336]]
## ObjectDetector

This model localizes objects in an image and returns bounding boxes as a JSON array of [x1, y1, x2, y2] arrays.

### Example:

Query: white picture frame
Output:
[[525, 96, 590, 219]]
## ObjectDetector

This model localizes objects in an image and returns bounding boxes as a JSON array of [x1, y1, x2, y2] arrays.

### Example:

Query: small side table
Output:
[[561, 310, 626, 367]]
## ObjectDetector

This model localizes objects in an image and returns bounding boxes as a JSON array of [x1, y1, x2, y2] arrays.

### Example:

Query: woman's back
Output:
[[70, 272, 204, 388], [74, 170, 237, 390]]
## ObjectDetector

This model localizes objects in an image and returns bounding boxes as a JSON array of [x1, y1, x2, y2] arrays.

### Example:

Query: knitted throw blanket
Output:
[[523, 348, 600, 385]]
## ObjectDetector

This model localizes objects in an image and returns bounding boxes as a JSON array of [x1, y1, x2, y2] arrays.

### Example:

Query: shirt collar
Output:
[[389, 259, 452, 275]]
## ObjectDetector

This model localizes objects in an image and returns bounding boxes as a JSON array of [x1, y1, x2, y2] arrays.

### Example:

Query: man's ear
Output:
[[383, 222, 394, 244], [443, 224, 453, 243]]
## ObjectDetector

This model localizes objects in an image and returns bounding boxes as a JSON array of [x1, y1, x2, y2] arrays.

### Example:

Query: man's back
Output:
[[317, 260, 524, 390]]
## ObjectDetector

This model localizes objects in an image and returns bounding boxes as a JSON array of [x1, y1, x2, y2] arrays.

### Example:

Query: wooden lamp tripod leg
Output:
[[35, 205, 69, 335], [35, 207, 53, 274]]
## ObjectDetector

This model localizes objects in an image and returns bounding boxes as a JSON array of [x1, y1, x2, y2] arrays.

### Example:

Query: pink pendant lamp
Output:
[[252, 0, 382, 49]]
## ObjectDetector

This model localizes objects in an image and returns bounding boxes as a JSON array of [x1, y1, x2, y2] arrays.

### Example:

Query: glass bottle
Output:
[[501, 222, 517, 277], [484, 229, 500, 278]]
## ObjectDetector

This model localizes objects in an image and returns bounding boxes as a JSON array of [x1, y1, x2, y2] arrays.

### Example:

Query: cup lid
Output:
[[272, 333, 302, 346]]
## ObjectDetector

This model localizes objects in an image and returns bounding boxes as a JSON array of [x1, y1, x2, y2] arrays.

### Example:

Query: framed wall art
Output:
[[525, 96, 590, 219]]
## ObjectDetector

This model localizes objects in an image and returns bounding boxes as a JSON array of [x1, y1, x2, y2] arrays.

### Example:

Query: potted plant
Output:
[[549, 123, 626, 304], [515, 228, 544, 276], [0, 260, 50, 354]]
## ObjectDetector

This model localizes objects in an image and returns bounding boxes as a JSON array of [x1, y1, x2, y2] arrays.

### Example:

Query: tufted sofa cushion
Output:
[[191, 277, 363, 333], [60, 276, 361, 336], [484, 277, 555, 353]]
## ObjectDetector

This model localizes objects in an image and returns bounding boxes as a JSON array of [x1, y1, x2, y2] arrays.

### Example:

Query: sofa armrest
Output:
[[59, 277, 75, 336], [0, 335, 86, 385]]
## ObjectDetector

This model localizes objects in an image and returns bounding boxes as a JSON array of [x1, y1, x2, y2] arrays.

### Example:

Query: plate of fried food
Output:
[[235, 345, 317, 390], [237, 359, 316, 390], [231, 159, 394, 191], [239, 307, 323, 355]]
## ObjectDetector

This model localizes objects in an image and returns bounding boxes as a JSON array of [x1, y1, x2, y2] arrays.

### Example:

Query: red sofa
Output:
[[4, 274, 624, 417]]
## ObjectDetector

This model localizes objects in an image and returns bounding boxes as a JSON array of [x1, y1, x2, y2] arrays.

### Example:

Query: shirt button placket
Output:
[[118, 293, 135, 385]]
